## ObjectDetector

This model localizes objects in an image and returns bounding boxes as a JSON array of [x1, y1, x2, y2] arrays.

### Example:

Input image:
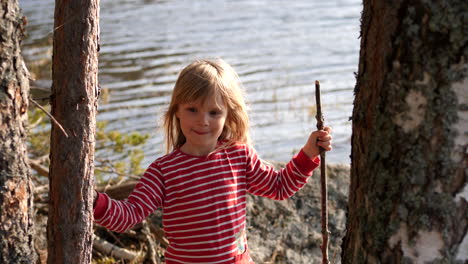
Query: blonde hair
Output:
[[163, 58, 250, 153]]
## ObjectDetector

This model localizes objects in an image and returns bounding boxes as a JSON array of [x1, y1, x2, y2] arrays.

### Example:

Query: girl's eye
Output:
[[187, 107, 197, 113], [209, 110, 219, 116]]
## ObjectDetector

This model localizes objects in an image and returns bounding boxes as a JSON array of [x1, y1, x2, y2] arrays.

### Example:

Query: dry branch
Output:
[[29, 97, 69, 138], [141, 221, 161, 264], [97, 181, 137, 200], [29, 159, 49, 178], [149, 222, 169, 248], [93, 235, 141, 261]]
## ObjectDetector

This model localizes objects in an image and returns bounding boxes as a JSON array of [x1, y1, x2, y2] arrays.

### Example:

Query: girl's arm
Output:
[[93, 163, 165, 233], [246, 127, 332, 200]]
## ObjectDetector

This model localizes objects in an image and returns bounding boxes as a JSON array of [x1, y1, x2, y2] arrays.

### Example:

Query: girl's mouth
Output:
[[193, 130, 209, 135]]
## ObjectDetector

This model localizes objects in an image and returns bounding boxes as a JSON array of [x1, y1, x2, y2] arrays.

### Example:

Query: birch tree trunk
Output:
[[47, 0, 100, 263], [0, 0, 36, 262], [342, 0, 467, 263]]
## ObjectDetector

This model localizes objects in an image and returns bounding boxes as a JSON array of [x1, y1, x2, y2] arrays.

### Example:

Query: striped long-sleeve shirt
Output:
[[94, 143, 319, 264]]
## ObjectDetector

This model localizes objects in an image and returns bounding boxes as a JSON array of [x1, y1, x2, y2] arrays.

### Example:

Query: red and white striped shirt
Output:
[[94, 143, 319, 264]]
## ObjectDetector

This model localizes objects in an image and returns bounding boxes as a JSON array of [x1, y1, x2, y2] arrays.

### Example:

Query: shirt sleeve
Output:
[[245, 145, 320, 200], [93, 162, 165, 232]]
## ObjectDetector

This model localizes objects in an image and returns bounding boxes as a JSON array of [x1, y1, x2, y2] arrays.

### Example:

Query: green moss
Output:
[[92, 257, 117, 264]]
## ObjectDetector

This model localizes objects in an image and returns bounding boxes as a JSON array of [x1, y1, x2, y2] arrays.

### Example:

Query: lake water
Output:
[[20, 0, 361, 165]]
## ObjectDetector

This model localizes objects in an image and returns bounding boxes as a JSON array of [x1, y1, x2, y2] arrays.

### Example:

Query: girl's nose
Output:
[[198, 113, 209, 125]]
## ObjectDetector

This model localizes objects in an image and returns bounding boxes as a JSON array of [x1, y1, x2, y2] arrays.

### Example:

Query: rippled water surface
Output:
[[21, 0, 361, 165]]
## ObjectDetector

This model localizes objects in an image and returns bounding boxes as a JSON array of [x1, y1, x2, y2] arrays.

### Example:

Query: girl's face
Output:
[[176, 92, 227, 156]]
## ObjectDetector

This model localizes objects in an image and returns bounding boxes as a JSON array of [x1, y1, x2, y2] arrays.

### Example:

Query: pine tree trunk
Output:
[[342, 0, 467, 262], [0, 0, 36, 262], [47, 0, 100, 263]]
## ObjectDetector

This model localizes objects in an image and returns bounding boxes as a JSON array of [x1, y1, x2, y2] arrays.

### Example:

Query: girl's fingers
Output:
[[317, 126, 332, 143], [316, 127, 332, 138], [318, 141, 332, 150], [319, 135, 332, 141], [309, 126, 333, 153], [318, 139, 331, 146], [317, 132, 332, 150]]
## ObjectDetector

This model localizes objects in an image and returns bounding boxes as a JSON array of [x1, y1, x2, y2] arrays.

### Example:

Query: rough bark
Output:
[[47, 0, 100, 263], [0, 0, 36, 262], [342, 0, 467, 263]]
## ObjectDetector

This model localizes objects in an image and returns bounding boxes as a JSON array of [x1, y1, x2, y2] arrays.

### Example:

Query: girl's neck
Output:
[[179, 142, 217, 157], [179, 140, 233, 157]]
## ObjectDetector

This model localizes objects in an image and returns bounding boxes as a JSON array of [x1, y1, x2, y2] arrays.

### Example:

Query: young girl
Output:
[[94, 59, 332, 264]]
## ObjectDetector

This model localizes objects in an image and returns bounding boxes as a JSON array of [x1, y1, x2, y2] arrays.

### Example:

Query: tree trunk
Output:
[[0, 0, 36, 262], [342, 0, 467, 263], [47, 0, 100, 263]]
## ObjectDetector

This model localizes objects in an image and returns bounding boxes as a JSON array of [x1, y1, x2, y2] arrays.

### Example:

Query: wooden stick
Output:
[[29, 97, 69, 138], [315, 80, 329, 264]]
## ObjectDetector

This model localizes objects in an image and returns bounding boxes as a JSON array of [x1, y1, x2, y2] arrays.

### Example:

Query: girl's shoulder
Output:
[[148, 150, 186, 168], [216, 141, 250, 155], [220, 140, 250, 150], [220, 141, 258, 159]]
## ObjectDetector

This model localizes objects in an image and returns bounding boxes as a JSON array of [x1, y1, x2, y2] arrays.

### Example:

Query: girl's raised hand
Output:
[[302, 126, 332, 159]]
